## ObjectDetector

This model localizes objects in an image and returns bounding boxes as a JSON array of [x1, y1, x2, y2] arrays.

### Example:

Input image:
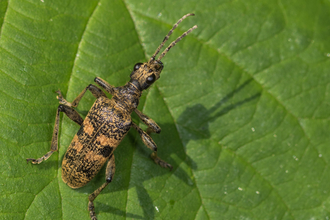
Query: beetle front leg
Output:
[[57, 84, 107, 108], [132, 123, 172, 170], [94, 77, 117, 95], [26, 104, 83, 164], [88, 154, 116, 220]]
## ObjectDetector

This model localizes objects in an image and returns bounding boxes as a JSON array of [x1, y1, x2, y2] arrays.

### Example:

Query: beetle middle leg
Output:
[[88, 154, 116, 220], [132, 122, 173, 170], [134, 109, 161, 134]]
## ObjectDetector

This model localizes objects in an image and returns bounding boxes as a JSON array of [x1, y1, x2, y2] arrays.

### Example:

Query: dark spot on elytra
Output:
[[99, 146, 112, 158], [64, 148, 77, 161]]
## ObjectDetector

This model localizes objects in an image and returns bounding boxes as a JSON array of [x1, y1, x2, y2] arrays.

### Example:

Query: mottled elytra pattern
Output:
[[62, 96, 132, 188], [26, 14, 197, 220]]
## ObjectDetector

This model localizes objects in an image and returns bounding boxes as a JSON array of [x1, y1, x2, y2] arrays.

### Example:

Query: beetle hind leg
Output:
[[88, 154, 116, 220]]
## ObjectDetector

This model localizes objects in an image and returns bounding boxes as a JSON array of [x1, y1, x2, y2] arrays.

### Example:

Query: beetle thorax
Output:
[[112, 82, 141, 113]]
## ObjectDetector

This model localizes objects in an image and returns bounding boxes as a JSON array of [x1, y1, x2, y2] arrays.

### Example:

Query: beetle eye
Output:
[[133, 63, 143, 71], [155, 64, 162, 70], [146, 74, 156, 84]]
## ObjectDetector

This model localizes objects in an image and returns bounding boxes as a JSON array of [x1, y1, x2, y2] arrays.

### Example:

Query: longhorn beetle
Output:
[[27, 13, 197, 220]]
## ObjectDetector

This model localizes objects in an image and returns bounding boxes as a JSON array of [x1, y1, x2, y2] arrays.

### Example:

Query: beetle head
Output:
[[129, 13, 197, 91], [129, 60, 163, 90]]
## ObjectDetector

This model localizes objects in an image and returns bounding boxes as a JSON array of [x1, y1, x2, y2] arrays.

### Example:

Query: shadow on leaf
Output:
[[104, 78, 261, 219]]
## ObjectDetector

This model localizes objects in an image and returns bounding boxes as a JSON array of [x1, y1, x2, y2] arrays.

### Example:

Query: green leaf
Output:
[[1, 0, 330, 219]]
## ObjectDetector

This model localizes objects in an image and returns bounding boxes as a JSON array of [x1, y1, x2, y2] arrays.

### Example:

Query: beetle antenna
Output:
[[149, 13, 196, 63], [157, 25, 197, 61]]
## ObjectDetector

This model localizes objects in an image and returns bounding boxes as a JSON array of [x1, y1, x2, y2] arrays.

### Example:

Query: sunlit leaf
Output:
[[1, 0, 330, 219]]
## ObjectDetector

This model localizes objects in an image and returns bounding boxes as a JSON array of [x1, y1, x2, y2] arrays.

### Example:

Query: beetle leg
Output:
[[132, 122, 173, 170], [88, 154, 116, 220], [57, 84, 107, 108], [26, 104, 83, 164], [94, 77, 117, 95], [134, 109, 161, 134]]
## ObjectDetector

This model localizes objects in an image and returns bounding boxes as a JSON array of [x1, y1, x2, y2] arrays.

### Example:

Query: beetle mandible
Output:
[[27, 13, 197, 220]]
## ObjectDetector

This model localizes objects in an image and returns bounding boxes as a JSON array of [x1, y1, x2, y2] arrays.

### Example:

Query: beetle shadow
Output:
[[127, 78, 261, 219], [160, 78, 260, 179]]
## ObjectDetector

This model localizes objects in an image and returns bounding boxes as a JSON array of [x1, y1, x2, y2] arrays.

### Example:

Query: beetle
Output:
[[27, 13, 197, 220]]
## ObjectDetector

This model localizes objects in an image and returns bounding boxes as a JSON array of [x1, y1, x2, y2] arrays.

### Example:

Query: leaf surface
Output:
[[1, 0, 330, 219]]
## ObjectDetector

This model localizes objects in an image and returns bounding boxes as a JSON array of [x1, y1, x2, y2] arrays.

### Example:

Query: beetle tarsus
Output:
[[56, 90, 73, 107], [26, 150, 54, 164], [88, 201, 97, 220], [151, 152, 173, 171], [26, 158, 38, 164]]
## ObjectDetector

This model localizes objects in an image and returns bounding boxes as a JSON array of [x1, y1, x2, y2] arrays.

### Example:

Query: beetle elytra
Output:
[[27, 13, 197, 220]]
